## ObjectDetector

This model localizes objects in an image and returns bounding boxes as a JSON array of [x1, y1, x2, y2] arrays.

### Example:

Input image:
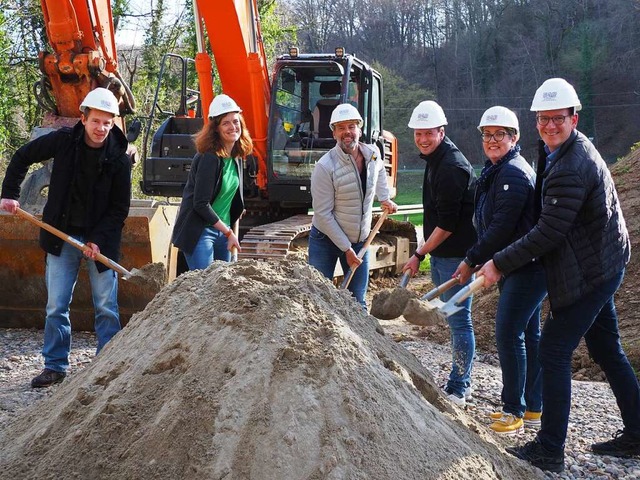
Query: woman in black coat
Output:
[[455, 106, 547, 435], [171, 94, 253, 269]]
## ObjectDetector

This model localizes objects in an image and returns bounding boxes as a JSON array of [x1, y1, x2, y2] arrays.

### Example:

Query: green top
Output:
[[211, 157, 239, 227]]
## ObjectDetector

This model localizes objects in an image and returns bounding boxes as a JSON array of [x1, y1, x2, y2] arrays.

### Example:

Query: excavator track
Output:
[[237, 214, 414, 277], [238, 214, 312, 260]]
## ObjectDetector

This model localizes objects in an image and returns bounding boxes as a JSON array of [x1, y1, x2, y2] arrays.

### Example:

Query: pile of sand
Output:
[[0, 260, 538, 479]]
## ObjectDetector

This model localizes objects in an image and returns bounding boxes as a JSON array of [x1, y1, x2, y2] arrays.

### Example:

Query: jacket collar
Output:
[[541, 129, 579, 178], [419, 136, 452, 164], [332, 142, 377, 163], [71, 120, 128, 161]]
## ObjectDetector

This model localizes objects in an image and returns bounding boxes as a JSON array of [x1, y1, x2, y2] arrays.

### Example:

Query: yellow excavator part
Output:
[[0, 200, 177, 331]]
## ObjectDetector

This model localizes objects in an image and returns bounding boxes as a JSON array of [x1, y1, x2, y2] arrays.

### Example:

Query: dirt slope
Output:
[[0, 260, 540, 480]]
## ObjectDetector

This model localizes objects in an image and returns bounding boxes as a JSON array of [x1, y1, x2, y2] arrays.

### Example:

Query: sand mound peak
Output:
[[0, 260, 539, 479]]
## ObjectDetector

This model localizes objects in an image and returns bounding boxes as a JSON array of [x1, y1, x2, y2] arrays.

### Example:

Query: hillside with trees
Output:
[[286, 0, 640, 166], [0, 0, 638, 170]]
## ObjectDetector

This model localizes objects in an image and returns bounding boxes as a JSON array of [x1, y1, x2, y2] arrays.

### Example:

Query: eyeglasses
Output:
[[480, 131, 509, 143], [536, 115, 571, 126]]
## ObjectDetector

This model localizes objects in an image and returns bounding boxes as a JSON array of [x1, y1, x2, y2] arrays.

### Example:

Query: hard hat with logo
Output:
[[208, 94, 242, 119], [477, 106, 519, 133], [329, 103, 363, 129], [530, 78, 582, 112], [79, 88, 120, 116], [408, 100, 448, 129]]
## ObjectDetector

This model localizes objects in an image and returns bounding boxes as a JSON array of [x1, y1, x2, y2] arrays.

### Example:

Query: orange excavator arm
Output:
[[193, 0, 271, 191], [38, 0, 133, 127]]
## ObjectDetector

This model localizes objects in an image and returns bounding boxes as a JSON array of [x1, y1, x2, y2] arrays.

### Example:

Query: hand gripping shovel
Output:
[[16, 208, 147, 282], [340, 211, 388, 290]]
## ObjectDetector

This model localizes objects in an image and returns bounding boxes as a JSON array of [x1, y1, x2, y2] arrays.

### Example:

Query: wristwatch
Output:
[[463, 257, 476, 268], [414, 251, 426, 262]]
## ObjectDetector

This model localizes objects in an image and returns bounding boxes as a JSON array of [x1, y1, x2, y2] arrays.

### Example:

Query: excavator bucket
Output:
[[0, 200, 178, 331]]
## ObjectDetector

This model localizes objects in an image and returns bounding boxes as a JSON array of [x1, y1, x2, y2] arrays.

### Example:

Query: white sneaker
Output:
[[464, 385, 474, 402], [442, 386, 466, 407]]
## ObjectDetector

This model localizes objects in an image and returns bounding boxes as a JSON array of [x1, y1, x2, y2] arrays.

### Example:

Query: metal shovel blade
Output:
[[398, 271, 411, 288], [120, 264, 167, 289], [418, 276, 460, 309], [438, 276, 485, 318]]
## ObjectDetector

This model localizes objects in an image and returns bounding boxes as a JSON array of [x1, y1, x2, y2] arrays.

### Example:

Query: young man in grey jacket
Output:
[[480, 78, 640, 473], [309, 103, 397, 307]]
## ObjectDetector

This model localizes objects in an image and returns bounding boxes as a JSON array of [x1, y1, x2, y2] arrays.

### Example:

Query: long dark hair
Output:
[[194, 112, 253, 158]]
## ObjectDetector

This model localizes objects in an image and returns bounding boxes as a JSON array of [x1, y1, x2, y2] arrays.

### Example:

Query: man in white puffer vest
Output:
[[309, 103, 397, 307]]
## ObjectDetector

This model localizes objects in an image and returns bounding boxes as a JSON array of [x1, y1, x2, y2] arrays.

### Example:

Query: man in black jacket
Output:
[[0, 88, 131, 388], [480, 78, 640, 472], [402, 100, 477, 407]]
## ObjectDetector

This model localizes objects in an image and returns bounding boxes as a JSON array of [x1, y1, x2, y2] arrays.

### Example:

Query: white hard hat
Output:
[[408, 100, 448, 129], [530, 78, 582, 112], [329, 103, 363, 129], [477, 106, 519, 133], [79, 88, 119, 116], [208, 94, 242, 119]]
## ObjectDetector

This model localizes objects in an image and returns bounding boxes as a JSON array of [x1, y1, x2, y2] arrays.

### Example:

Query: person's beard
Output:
[[339, 135, 358, 153]]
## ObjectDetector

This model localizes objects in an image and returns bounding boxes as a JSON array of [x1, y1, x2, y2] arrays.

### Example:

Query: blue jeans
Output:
[[308, 226, 369, 307], [430, 255, 475, 397], [496, 262, 547, 417], [538, 270, 640, 453], [44, 240, 120, 372], [185, 226, 230, 269]]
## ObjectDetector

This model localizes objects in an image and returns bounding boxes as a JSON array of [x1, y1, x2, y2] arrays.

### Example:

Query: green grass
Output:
[[394, 169, 423, 204], [388, 170, 423, 224]]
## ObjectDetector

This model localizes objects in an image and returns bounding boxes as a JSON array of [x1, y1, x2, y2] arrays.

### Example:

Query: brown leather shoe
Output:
[[31, 368, 66, 388]]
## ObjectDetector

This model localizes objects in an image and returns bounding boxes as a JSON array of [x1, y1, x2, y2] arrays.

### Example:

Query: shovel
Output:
[[419, 276, 461, 308], [230, 220, 240, 262], [370, 270, 412, 319], [340, 210, 388, 290], [438, 275, 486, 318], [402, 275, 484, 326], [16, 208, 148, 282], [397, 276, 461, 326]]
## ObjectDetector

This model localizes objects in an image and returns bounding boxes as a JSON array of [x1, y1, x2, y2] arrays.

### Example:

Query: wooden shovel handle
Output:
[[448, 275, 485, 305], [341, 211, 389, 289], [421, 276, 460, 301], [230, 221, 239, 262], [16, 208, 132, 277]]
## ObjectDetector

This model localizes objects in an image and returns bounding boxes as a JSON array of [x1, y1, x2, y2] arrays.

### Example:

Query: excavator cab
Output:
[[266, 51, 397, 207], [141, 54, 202, 198]]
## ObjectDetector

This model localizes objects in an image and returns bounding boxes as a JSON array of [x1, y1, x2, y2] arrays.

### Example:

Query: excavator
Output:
[[0, 0, 413, 330], [142, 0, 412, 272]]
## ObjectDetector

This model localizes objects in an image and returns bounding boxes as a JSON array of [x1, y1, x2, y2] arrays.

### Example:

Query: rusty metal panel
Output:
[[0, 205, 178, 331]]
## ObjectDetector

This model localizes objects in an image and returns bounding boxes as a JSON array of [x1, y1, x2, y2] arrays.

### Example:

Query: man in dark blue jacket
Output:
[[480, 78, 640, 472], [402, 100, 477, 406], [0, 88, 131, 388]]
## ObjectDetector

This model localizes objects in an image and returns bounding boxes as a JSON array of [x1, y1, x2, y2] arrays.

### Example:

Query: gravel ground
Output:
[[1, 326, 640, 479]]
